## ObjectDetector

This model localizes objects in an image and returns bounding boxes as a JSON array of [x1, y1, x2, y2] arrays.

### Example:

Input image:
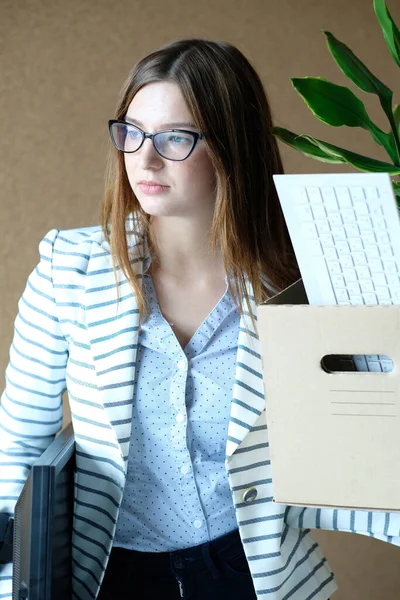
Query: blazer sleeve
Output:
[[284, 505, 400, 546], [0, 228, 68, 596]]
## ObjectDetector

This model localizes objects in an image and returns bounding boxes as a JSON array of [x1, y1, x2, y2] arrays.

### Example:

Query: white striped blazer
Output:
[[1, 220, 400, 600]]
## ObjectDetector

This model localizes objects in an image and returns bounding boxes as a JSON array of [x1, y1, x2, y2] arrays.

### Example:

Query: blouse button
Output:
[[193, 519, 203, 529], [242, 487, 258, 503]]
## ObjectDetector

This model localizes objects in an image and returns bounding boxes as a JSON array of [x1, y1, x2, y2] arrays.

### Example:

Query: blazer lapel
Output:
[[226, 291, 266, 459], [84, 228, 144, 469]]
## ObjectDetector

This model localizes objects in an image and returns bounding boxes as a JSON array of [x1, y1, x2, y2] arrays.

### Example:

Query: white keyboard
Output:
[[273, 173, 400, 307], [322, 353, 393, 373], [273, 172, 400, 373]]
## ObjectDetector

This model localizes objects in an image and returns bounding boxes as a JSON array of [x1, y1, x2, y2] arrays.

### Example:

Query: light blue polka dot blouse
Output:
[[114, 255, 241, 552]]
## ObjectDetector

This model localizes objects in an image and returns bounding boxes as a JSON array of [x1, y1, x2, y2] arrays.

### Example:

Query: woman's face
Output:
[[123, 81, 216, 220]]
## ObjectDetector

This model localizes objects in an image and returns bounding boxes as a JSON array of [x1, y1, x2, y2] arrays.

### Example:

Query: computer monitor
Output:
[[12, 422, 75, 600]]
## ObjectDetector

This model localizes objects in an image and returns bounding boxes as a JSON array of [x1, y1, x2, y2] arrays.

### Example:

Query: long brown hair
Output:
[[102, 38, 300, 323]]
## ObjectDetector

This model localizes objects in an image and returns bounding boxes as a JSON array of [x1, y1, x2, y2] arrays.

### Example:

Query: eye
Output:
[[127, 127, 141, 138], [167, 134, 191, 145]]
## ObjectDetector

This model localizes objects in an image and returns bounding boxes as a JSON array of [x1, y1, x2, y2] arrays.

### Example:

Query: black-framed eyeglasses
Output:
[[108, 120, 205, 161]]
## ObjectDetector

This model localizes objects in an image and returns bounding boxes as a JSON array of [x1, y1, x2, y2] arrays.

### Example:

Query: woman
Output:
[[1, 39, 399, 600]]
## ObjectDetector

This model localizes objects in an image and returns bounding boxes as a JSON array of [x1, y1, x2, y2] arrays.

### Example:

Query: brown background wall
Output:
[[1, 0, 400, 598]]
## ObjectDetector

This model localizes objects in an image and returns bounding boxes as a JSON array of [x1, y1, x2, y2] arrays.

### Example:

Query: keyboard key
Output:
[[381, 361, 394, 372], [364, 245, 380, 258], [340, 255, 354, 268], [367, 361, 381, 372], [390, 288, 400, 301], [376, 231, 390, 244], [347, 282, 361, 295], [298, 205, 313, 220], [316, 220, 331, 234], [343, 268, 357, 282], [369, 204, 384, 217], [341, 209, 356, 223], [358, 216, 372, 230], [386, 274, 399, 286], [385, 262, 398, 274], [331, 274, 345, 288], [353, 251, 367, 265], [345, 224, 359, 237], [362, 231, 376, 245], [336, 187, 352, 207], [307, 240, 323, 255], [354, 202, 369, 216], [335, 289, 349, 302], [312, 205, 327, 219], [350, 295, 364, 304], [324, 247, 338, 260], [353, 355, 368, 370], [374, 218, 387, 230], [356, 266, 371, 279], [319, 233, 335, 247], [360, 280, 374, 293], [335, 240, 350, 254], [369, 258, 383, 272], [363, 293, 378, 304], [329, 213, 343, 226], [372, 273, 387, 286], [349, 238, 363, 251], [350, 187, 365, 201], [366, 354, 379, 361], [331, 226, 346, 241], [321, 187, 336, 202], [365, 186, 378, 200], [302, 223, 318, 238], [380, 245, 394, 258], [327, 261, 342, 274], [307, 187, 322, 203], [295, 188, 308, 203], [375, 286, 390, 300]]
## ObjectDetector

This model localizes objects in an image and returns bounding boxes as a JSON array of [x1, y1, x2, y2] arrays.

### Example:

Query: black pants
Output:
[[97, 528, 257, 599]]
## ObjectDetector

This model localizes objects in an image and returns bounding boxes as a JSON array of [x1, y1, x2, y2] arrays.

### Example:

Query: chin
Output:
[[136, 192, 191, 217], [137, 197, 180, 218]]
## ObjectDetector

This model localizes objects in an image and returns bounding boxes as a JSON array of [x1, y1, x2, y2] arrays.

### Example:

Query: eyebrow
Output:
[[124, 115, 197, 129]]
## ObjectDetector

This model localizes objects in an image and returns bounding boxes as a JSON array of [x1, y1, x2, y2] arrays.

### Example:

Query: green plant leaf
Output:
[[393, 180, 400, 198], [304, 135, 400, 173], [292, 77, 371, 127], [394, 104, 400, 133], [322, 30, 393, 101], [273, 126, 400, 174], [272, 126, 344, 163], [374, 0, 400, 68], [322, 30, 400, 162], [291, 77, 398, 162]]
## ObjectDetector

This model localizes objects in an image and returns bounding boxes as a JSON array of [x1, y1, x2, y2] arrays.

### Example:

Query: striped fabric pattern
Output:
[[1, 218, 399, 600]]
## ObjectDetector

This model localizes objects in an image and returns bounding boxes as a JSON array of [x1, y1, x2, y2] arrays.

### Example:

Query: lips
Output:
[[137, 181, 170, 195], [137, 180, 169, 187]]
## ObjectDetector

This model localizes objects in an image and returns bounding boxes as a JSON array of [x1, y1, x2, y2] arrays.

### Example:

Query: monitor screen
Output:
[[12, 422, 75, 600]]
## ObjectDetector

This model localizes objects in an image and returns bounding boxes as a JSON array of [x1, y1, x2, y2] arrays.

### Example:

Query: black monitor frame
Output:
[[12, 422, 75, 600]]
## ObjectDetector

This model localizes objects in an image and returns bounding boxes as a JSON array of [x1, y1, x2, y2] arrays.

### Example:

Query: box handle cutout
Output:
[[321, 354, 393, 373]]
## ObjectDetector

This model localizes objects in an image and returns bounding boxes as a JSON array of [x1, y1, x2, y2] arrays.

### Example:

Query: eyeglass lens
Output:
[[111, 123, 196, 160]]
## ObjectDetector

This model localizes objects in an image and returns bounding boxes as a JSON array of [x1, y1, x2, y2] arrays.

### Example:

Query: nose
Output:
[[139, 137, 163, 170]]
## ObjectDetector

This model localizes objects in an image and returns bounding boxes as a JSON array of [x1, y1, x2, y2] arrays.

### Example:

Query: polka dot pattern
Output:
[[114, 264, 240, 551]]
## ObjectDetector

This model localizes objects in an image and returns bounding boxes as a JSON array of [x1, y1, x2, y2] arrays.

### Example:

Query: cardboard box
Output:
[[257, 279, 400, 511]]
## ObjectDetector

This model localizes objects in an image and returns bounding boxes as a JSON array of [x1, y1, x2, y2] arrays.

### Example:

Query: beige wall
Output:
[[1, 0, 400, 597]]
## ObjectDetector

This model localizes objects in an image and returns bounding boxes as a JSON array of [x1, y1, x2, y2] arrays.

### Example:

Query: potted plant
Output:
[[273, 0, 400, 202]]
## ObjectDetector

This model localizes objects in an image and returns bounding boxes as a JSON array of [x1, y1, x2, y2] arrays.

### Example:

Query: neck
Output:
[[147, 214, 224, 283]]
